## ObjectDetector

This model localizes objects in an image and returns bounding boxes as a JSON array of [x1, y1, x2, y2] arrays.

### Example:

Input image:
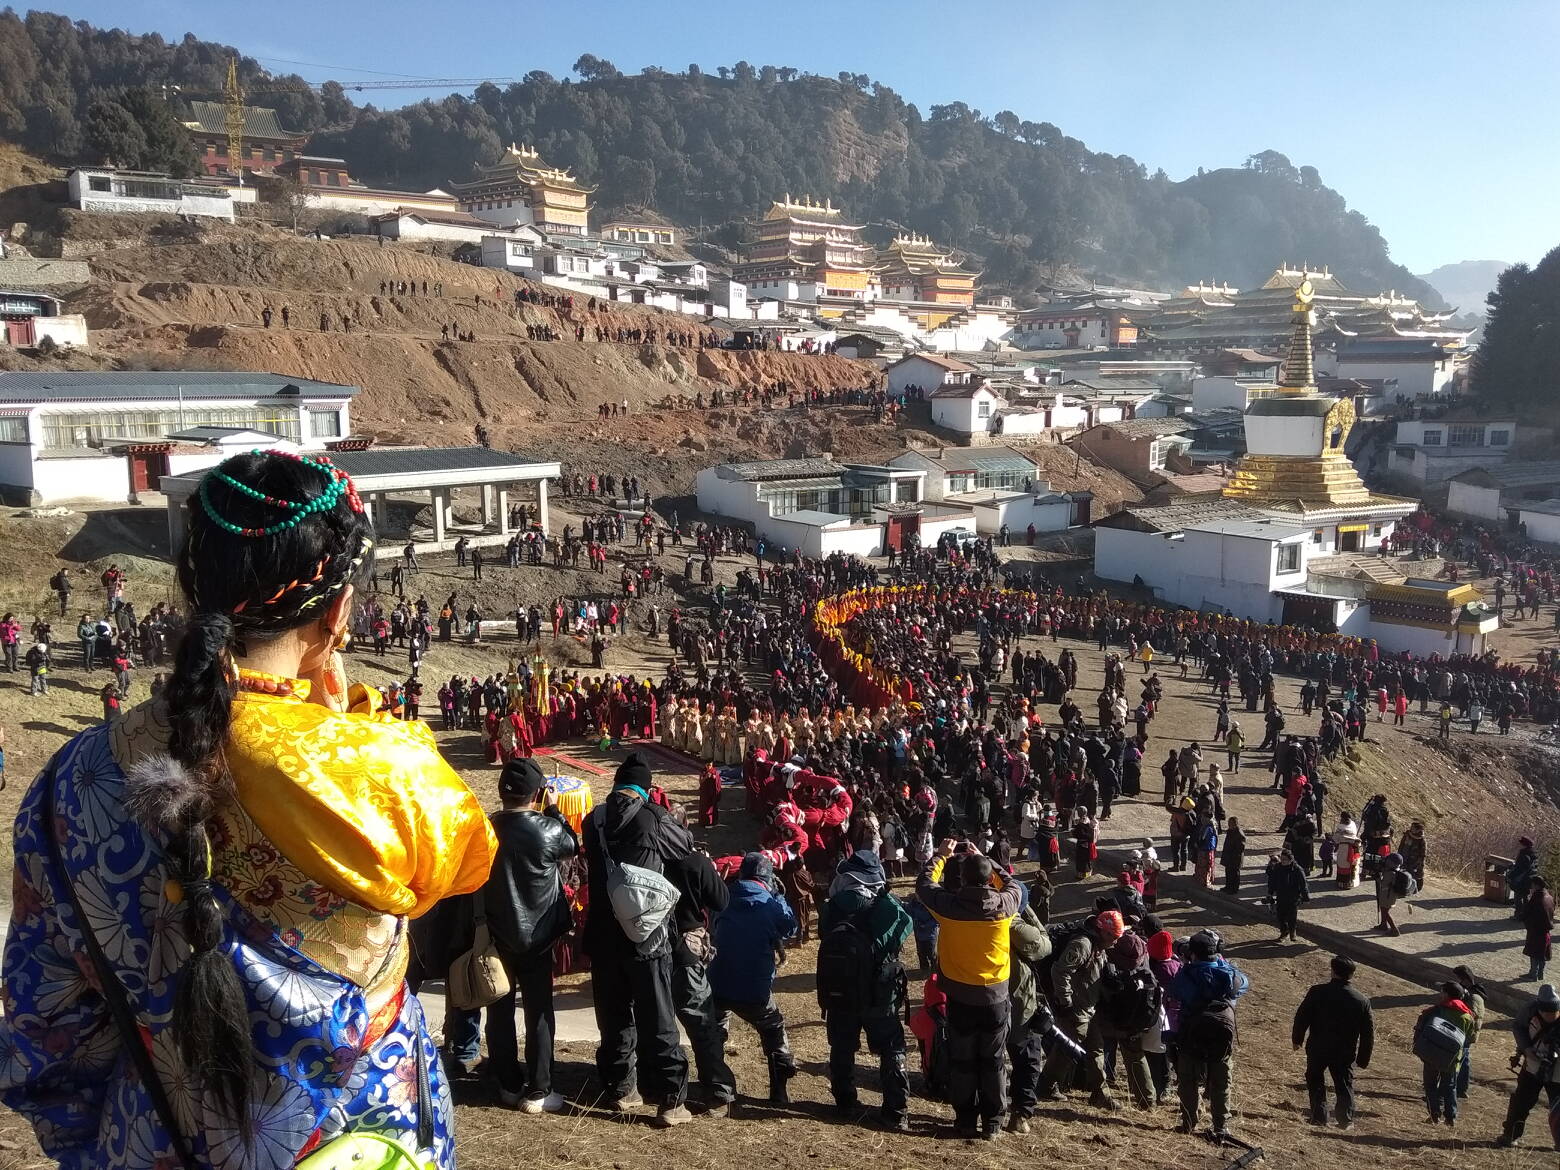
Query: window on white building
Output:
[[41, 406, 303, 448], [1447, 424, 1483, 447], [1421, 429, 1442, 446], [88, 176, 111, 193], [977, 401, 991, 420], [1489, 429, 1511, 447], [1276, 543, 1301, 574], [307, 408, 343, 438], [0, 417, 27, 443]]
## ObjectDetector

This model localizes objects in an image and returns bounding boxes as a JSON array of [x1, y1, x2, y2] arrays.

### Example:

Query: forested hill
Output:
[[0, 10, 1437, 302]]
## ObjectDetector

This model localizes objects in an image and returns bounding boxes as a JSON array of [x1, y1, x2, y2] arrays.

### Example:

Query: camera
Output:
[[1031, 1000, 1087, 1063]]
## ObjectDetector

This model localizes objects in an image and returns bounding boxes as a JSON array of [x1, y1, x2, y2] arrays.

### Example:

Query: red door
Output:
[[886, 512, 920, 552], [5, 319, 34, 346], [129, 453, 151, 493], [128, 452, 170, 492]]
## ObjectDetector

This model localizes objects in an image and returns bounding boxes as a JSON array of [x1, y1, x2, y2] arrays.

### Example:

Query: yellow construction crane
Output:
[[224, 57, 244, 181]]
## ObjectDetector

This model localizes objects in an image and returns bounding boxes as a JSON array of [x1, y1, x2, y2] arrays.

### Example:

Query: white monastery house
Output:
[[1093, 281, 1497, 656], [695, 446, 1089, 559], [67, 167, 257, 221], [0, 371, 355, 505], [1387, 412, 1519, 485]]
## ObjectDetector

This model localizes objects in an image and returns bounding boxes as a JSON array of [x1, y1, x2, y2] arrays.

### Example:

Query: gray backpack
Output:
[[593, 807, 679, 943]]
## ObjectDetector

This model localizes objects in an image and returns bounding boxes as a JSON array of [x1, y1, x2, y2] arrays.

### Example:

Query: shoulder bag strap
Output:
[[591, 806, 620, 876], [41, 759, 203, 1170]]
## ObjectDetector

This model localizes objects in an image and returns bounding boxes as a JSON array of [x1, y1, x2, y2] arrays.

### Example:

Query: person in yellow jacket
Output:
[[1225, 723, 1245, 772], [917, 841, 1024, 1140]]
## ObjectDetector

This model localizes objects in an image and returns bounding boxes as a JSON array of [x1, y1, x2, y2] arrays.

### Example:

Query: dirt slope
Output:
[[55, 224, 896, 479]]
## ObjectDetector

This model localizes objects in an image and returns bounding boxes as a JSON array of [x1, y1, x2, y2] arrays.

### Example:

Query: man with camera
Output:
[[481, 758, 579, 1113], [1496, 982, 1560, 1149], [917, 838, 1023, 1140]]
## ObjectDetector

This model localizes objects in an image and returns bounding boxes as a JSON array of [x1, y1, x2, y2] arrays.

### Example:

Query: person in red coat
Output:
[[1280, 773, 1309, 832], [699, 762, 723, 827]]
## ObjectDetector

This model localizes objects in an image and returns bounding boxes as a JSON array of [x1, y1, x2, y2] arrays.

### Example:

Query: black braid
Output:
[[152, 452, 375, 1142]]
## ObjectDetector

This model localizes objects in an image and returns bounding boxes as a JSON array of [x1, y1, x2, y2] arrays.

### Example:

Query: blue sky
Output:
[[56, 0, 1557, 272]]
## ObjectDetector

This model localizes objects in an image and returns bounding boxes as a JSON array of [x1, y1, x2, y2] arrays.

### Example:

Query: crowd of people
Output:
[[4, 443, 1559, 1166], [397, 528, 1560, 1147]]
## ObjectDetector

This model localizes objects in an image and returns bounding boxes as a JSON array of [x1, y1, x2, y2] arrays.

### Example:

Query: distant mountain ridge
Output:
[[0, 9, 1438, 302], [1415, 260, 1511, 317]]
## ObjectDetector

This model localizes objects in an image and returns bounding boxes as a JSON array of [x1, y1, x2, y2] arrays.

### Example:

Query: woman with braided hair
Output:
[[0, 450, 497, 1170]]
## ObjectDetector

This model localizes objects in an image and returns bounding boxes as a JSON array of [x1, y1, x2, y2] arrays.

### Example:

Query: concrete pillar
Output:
[[497, 488, 511, 535], [537, 476, 549, 536], [431, 488, 446, 546], [480, 484, 494, 528], [167, 499, 188, 557]]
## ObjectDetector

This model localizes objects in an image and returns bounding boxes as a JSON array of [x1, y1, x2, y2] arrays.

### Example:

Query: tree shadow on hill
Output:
[[58, 507, 172, 564]]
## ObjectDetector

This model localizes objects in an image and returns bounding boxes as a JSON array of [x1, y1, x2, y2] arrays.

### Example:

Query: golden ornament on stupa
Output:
[[1221, 277, 1373, 508]]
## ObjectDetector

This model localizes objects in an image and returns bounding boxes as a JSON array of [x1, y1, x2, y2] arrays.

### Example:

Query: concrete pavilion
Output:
[[161, 446, 561, 555]]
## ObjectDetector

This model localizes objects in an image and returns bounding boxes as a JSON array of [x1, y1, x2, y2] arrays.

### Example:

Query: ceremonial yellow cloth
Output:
[[225, 677, 497, 918]]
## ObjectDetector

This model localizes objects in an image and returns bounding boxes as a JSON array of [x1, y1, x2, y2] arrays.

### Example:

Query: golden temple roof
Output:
[[764, 194, 857, 223], [450, 143, 595, 194]]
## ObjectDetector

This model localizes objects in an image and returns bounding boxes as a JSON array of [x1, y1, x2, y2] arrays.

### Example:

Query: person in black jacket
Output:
[[582, 753, 696, 1127], [484, 759, 579, 1112], [1265, 849, 1309, 942], [1292, 955, 1374, 1128], [663, 823, 733, 1114]]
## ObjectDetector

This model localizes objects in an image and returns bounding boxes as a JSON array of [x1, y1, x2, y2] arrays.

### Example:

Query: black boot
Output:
[[768, 1051, 796, 1104]]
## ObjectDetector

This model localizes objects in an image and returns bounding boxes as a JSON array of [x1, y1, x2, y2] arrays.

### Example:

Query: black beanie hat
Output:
[[614, 751, 653, 792], [739, 852, 774, 883], [499, 757, 546, 800]]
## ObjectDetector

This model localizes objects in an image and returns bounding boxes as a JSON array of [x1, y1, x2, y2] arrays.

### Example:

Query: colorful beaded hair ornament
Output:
[[191, 450, 374, 620], [200, 448, 364, 537]]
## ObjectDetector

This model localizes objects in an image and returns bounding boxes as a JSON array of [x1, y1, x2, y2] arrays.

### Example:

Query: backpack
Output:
[[1102, 964, 1163, 1035], [1413, 1011, 1465, 1072], [1035, 916, 1093, 1003], [816, 891, 886, 1016], [591, 808, 679, 945], [1180, 998, 1238, 1059], [1392, 870, 1417, 898]]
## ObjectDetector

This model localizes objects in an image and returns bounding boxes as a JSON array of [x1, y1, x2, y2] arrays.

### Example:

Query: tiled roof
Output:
[[1101, 418, 1195, 439], [1098, 499, 1267, 533], [184, 100, 302, 141], [0, 371, 357, 403], [326, 447, 548, 478], [893, 352, 975, 373], [1449, 461, 1560, 490], [938, 447, 1043, 474], [1063, 377, 1165, 392], [930, 383, 993, 400], [718, 458, 843, 482]]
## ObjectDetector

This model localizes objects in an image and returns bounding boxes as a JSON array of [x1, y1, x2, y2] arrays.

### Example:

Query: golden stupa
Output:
[[1221, 279, 1372, 509]]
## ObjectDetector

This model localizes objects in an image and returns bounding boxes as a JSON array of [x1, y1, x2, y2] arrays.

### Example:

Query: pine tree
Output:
[[1472, 248, 1560, 409]]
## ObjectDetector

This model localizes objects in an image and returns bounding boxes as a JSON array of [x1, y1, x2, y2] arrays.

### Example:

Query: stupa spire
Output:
[[1280, 279, 1317, 392]]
